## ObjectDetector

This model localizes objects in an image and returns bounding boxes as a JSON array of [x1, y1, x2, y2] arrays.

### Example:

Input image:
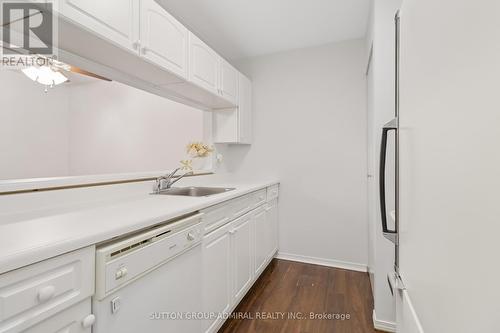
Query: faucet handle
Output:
[[166, 167, 181, 179], [154, 177, 164, 193]]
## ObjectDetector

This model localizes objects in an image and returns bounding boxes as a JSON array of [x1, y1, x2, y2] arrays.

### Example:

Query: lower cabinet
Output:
[[266, 199, 279, 260], [254, 201, 279, 276], [0, 246, 95, 333], [231, 213, 254, 303], [202, 222, 233, 333], [253, 207, 268, 275], [202, 192, 279, 333], [23, 299, 93, 333]]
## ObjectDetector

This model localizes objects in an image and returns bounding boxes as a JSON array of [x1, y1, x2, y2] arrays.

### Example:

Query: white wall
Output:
[[0, 72, 205, 180], [0, 71, 71, 180], [218, 39, 369, 269], [68, 81, 204, 175]]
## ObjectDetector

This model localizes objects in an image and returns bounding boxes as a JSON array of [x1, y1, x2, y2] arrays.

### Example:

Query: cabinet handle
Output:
[[229, 229, 236, 235], [37, 285, 55, 303], [82, 314, 96, 328], [132, 41, 140, 50], [141, 46, 148, 55]]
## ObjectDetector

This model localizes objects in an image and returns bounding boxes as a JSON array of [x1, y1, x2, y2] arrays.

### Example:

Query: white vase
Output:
[[190, 157, 207, 171]]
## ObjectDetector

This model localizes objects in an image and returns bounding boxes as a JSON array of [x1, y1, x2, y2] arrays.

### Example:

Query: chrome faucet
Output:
[[154, 168, 193, 193]]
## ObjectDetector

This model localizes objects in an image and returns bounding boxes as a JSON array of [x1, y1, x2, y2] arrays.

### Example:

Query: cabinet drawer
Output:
[[251, 189, 267, 208], [202, 188, 270, 235], [231, 195, 254, 219], [24, 298, 92, 333], [0, 247, 95, 332], [202, 202, 233, 234], [267, 184, 279, 202]]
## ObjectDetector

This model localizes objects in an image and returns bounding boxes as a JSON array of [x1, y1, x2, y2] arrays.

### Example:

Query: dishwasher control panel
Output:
[[95, 213, 203, 300]]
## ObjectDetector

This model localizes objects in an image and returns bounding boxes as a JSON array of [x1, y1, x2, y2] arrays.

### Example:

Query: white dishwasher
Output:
[[93, 213, 203, 333]]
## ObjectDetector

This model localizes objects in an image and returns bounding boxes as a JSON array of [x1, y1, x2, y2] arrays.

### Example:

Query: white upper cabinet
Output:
[[58, 0, 250, 111], [219, 59, 239, 105], [140, 0, 188, 79], [59, 0, 139, 53], [189, 32, 220, 95], [213, 73, 252, 144], [188, 34, 239, 105], [238, 73, 253, 143]]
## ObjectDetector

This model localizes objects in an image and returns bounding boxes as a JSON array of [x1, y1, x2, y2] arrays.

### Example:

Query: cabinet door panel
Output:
[[60, 0, 139, 52], [189, 33, 219, 95], [266, 199, 279, 259], [213, 73, 252, 144], [140, 0, 188, 79], [238, 74, 252, 144], [253, 208, 268, 275], [219, 59, 239, 104], [231, 215, 254, 302], [202, 227, 231, 333]]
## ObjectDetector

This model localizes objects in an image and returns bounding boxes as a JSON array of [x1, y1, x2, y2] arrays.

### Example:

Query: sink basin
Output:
[[154, 186, 235, 197]]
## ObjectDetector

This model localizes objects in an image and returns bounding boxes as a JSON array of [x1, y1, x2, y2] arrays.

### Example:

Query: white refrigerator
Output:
[[384, 0, 500, 332]]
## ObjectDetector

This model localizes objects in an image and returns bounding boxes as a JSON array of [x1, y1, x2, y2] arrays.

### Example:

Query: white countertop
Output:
[[0, 179, 278, 274]]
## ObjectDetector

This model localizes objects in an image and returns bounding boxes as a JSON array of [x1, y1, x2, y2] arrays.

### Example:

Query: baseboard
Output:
[[373, 310, 396, 332], [276, 252, 367, 272]]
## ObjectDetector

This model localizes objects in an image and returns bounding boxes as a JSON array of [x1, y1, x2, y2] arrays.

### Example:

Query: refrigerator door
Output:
[[379, 10, 401, 275], [398, 0, 500, 331]]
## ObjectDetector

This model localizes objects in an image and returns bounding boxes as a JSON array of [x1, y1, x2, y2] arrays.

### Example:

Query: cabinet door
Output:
[[213, 73, 252, 144], [219, 59, 239, 105], [202, 225, 232, 333], [265, 199, 279, 260], [140, 0, 188, 79], [189, 32, 219, 95], [59, 0, 139, 53], [238, 73, 252, 144], [253, 208, 268, 275], [231, 213, 254, 302], [24, 299, 93, 333]]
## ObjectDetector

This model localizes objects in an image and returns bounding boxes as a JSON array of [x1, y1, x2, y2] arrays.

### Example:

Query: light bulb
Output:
[[21, 66, 68, 86]]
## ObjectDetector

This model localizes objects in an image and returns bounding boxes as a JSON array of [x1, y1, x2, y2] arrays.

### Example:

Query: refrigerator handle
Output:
[[379, 118, 398, 244]]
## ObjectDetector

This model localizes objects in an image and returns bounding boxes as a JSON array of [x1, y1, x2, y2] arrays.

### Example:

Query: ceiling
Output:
[[157, 0, 371, 60]]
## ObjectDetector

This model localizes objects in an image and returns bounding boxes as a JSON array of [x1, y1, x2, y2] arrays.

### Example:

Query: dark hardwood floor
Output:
[[219, 259, 384, 333]]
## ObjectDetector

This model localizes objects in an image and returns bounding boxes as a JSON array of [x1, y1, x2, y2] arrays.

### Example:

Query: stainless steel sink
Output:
[[154, 186, 236, 197]]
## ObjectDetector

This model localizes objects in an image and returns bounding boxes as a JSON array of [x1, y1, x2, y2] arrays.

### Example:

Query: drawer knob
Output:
[[187, 231, 196, 241], [37, 285, 55, 303], [82, 314, 96, 328]]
